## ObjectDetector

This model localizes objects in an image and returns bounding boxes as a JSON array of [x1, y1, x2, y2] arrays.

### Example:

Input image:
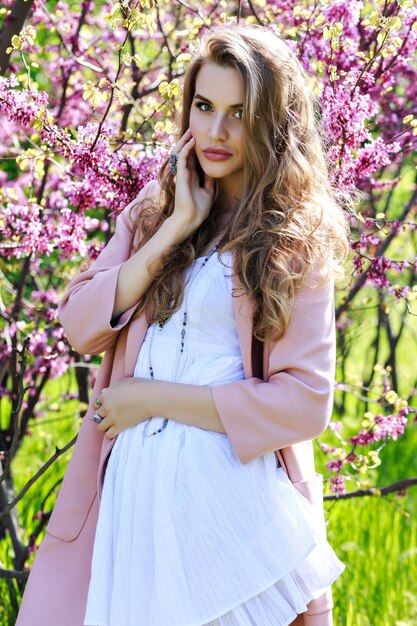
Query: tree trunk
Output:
[[0, 0, 35, 75]]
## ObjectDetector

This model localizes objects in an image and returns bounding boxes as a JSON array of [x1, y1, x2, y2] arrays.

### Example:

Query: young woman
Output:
[[16, 24, 349, 626]]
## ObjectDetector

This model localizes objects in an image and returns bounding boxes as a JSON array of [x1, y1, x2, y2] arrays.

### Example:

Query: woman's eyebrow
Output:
[[193, 93, 243, 108]]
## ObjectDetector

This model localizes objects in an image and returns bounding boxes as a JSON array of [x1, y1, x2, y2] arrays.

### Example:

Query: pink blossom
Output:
[[326, 459, 345, 472], [329, 474, 346, 495]]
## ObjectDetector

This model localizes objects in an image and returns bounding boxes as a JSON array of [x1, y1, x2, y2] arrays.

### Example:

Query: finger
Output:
[[172, 128, 192, 155], [96, 414, 110, 432], [187, 154, 200, 183], [104, 426, 118, 440], [93, 387, 107, 410], [176, 137, 196, 172], [177, 134, 195, 154], [188, 149, 197, 170]]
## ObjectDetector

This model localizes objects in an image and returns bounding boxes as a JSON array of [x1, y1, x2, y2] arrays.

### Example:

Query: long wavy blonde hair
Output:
[[130, 24, 350, 342]]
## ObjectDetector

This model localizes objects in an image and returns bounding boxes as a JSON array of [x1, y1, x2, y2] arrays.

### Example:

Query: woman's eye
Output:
[[195, 102, 242, 119], [195, 102, 212, 112]]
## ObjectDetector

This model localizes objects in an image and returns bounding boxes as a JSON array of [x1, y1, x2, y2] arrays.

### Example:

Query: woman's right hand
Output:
[[170, 128, 215, 239]]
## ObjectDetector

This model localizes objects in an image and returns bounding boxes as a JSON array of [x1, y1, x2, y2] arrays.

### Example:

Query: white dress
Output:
[[84, 251, 345, 626]]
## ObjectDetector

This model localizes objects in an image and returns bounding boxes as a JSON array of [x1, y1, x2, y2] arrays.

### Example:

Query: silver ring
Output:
[[95, 395, 102, 407], [169, 153, 177, 175], [93, 411, 103, 424]]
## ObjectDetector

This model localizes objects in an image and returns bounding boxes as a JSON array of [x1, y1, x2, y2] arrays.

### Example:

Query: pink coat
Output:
[[16, 181, 336, 626]]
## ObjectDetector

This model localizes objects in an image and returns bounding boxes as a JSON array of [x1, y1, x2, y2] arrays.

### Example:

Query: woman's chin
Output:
[[201, 164, 234, 180]]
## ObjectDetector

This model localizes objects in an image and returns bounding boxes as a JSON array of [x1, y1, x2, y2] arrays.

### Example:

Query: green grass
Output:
[[319, 424, 417, 625], [328, 497, 417, 625]]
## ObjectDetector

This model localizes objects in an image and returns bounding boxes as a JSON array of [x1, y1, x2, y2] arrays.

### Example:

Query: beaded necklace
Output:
[[142, 241, 221, 441]]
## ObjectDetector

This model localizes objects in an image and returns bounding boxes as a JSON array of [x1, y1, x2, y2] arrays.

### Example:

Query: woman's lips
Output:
[[202, 150, 232, 161]]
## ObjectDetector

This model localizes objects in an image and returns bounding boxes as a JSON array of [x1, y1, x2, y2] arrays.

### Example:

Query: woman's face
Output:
[[189, 62, 245, 195]]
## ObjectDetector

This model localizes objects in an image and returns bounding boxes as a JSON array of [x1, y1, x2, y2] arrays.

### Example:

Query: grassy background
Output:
[[324, 425, 417, 626]]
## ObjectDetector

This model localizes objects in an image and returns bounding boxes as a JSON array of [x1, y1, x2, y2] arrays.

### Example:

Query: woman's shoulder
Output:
[[302, 256, 332, 288], [140, 178, 161, 198]]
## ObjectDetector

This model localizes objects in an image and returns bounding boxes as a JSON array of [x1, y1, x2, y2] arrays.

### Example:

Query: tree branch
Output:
[[0, 567, 28, 580], [336, 184, 417, 319], [0, 0, 35, 74], [0, 435, 77, 520], [324, 477, 417, 500]]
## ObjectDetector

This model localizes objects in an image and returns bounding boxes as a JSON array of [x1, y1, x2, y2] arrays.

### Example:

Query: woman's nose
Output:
[[208, 115, 228, 141]]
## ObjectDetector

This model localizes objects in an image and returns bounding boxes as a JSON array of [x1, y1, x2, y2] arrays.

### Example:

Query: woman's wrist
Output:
[[163, 214, 198, 244], [145, 380, 225, 433], [137, 378, 154, 418]]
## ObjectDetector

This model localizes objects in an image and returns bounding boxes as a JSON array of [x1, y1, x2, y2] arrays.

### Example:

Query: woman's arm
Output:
[[151, 269, 335, 461], [58, 180, 188, 355], [150, 264, 336, 464], [94, 378, 224, 440], [96, 262, 336, 465], [211, 265, 336, 464], [112, 209, 189, 320], [148, 381, 225, 432], [58, 180, 157, 354]]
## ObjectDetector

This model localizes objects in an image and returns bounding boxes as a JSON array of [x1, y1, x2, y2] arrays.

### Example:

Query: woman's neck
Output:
[[212, 198, 239, 231]]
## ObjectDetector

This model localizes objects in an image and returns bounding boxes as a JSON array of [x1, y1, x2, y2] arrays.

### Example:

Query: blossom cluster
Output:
[[321, 396, 414, 495], [349, 408, 409, 446], [0, 74, 48, 127]]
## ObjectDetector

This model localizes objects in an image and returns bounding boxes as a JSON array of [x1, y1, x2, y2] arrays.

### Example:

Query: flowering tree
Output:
[[0, 0, 416, 605]]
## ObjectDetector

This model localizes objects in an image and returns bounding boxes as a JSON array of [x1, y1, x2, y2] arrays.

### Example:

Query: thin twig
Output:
[[0, 338, 30, 484], [0, 435, 77, 520], [324, 477, 417, 501], [336, 184, 417, 319], [0, 567, 29, 580], [247, 0, 267, 25]]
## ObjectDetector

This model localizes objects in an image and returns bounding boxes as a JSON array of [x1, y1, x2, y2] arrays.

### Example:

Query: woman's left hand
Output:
[[93, 377, 151, 439]]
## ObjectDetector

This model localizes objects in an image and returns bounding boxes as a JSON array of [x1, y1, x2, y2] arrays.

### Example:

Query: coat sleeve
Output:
[[211, 266, 336, 464], [58, 179, 159, 355]]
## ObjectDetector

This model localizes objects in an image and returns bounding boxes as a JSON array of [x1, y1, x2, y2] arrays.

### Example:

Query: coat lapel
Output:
[[124, 312, 149, 376], [98, 312, 149, 494]]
